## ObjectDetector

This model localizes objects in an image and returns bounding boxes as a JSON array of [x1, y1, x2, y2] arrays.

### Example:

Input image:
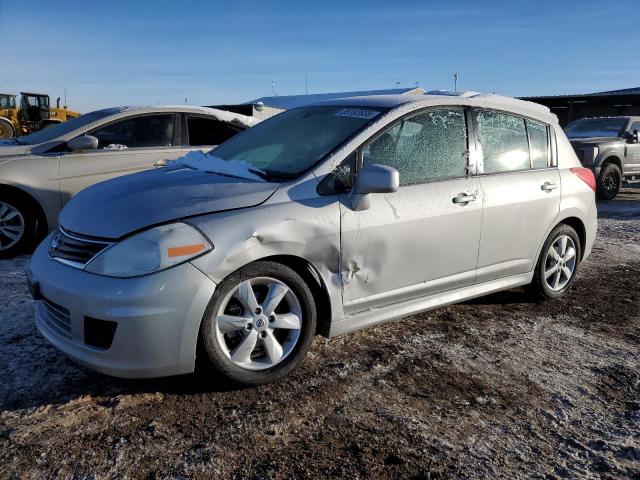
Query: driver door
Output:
[[59, 113, 182, 204], [339, 107, 483, 315]]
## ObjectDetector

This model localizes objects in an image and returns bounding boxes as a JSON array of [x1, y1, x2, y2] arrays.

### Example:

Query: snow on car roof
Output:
[[84, 105, 257, 127], [312, 92, 557, 124]]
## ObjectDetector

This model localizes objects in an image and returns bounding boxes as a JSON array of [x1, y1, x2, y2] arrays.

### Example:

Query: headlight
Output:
[[85, 222, 212, 277]]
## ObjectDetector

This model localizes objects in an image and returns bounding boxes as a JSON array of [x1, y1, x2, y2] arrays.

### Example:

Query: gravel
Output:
[[1, 187, 639, 479]]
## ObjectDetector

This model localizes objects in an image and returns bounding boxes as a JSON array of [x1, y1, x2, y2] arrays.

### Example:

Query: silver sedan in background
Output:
[[0, 105, 257, 257], [27, 92, 597, 385]]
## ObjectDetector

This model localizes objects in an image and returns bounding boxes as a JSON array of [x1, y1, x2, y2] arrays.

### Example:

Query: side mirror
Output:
[[68, 135, 98, 151], [350, 164, 399, 211]]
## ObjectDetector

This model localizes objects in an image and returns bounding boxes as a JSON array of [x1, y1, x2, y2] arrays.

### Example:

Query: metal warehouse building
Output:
[[522, 87, 640, 126], [210, 87, 425, 119]]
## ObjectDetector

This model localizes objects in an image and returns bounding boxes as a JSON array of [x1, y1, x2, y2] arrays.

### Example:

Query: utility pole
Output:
[[271, 80, 276, 96], [64, 88, 67, 108], [184, 97, 188, 105], [305, 75, 308, 95], [453, 73, 459, 92]]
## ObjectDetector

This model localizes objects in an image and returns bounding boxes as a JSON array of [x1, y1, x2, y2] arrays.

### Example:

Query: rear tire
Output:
[[525, 224, 582, 300], [200, 261, 317, 385], [597, 162, 622, 200], [0, 196, 37, 259], [0, 119, 14, 139]]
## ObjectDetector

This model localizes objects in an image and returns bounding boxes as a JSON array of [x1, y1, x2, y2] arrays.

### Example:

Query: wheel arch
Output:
[[557, 216, 586, 260], [0, 183, 48, 237], [600, 155, 622, 170], [254, 254, 333, 337]]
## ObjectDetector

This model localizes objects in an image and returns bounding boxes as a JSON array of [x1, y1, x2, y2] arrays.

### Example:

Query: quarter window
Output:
[[476, 111, 530, 173], [527, 119, 550, 169], [187, 116, 242, 146], [89, 114, 175, 149], [363, 108, 468, 185]]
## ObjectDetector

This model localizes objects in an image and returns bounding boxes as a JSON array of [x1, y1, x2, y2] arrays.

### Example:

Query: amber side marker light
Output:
[[570, 167, 596, 192], [167, 243, 207, 258]]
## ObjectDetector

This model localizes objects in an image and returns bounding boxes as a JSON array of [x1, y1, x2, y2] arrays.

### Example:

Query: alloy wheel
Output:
[[603, 170, 620, 195], [0, 202, 25, 252], [544, 235, 577, 291], [214, 277, 302, 370]]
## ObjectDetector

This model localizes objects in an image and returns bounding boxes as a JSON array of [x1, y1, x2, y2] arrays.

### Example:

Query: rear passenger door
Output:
[[59, 113, 182, 203], [339, 107, 483, 314], [182, 114, 244, 154], [625, 121, 640, 175], [473, 109, 560, 283]]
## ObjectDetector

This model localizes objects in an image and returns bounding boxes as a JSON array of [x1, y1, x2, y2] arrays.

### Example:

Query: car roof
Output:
[[87, 105, 258, 127], [310, 92, 558, 124]]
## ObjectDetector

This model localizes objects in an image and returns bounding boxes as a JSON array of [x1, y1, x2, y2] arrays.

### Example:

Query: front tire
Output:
[[0, 119, 15, 139], [200, 261, 317, 385], [526, 224, 582, 300], [0, 197, 36, 259], [597, 162, 622, 200]]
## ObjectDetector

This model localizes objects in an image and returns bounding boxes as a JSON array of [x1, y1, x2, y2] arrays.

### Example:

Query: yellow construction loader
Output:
[[0, 92, 80, 139]]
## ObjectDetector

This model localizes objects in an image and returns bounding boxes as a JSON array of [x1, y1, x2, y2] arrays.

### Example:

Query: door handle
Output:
[[452, 193, 477, 205], [541, 182, 558, 192]]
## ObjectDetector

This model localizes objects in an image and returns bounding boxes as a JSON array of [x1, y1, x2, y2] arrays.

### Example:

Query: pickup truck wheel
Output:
[[597, 163, 622, 200], [200, 261, 317, 385], [0, 198, 35, 259]]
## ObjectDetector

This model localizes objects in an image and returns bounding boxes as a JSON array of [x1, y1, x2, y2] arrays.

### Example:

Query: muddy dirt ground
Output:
[[1, 188, 639, 479]]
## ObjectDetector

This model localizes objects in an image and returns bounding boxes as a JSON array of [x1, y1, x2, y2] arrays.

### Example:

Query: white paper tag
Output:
[[335, 108, 380, 120]]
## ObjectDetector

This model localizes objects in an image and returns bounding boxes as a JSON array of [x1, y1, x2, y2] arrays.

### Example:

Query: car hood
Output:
[[0, 142, 32, 158], [59, 167, 279, 239]]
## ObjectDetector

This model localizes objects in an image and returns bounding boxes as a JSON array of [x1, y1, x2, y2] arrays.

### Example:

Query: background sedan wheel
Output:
[[526, 224, 582, 300], [201, 261, 316, 385], [0, 197, 36, 259]]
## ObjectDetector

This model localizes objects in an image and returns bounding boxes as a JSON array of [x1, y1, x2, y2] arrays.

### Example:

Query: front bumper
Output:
[[28, 235, 217, 378]]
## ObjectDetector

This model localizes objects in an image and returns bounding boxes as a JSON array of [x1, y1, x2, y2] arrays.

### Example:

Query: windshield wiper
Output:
[[248, 168, 293, 182]]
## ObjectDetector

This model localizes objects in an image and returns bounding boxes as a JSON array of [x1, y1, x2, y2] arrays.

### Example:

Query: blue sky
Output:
[[1, 0, 638, 112]]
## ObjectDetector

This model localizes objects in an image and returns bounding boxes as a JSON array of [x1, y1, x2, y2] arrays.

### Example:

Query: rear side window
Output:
[[476, 110, 530, 173], [527, 119, 550, 169], [90, 114, 175, 149], [363, 108, 468, 185], [187, 116, 241, 146]]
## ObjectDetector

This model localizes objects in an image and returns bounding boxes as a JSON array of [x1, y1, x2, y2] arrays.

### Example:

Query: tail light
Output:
[[570, 167, 596, 192]]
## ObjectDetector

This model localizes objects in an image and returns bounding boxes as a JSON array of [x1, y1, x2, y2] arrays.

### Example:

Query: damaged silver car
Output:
[[27, 92, 597, 385]]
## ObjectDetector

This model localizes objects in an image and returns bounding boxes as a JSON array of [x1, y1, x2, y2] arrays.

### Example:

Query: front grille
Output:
[[40, 297, 71, 337], [49, 228, 111, 267]]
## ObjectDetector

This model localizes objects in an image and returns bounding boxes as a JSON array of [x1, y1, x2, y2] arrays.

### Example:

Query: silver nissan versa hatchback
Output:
[[27, 92, 597, 385]]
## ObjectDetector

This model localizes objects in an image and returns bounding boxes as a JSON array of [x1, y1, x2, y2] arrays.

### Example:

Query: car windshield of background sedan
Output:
[[16, 108, 122, 145], [208, 105, 387, 179], [564, 118, 628, 139]]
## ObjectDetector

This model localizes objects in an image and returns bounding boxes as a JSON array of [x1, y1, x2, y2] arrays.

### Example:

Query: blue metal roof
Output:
[[246, 87, 424, 110]]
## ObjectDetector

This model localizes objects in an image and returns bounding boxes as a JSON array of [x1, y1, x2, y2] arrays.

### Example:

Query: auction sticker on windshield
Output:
[[335, 108, 380, 120]]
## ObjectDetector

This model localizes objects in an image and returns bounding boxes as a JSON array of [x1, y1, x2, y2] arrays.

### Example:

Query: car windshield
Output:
[[207, 105, 387, 179], [16, 108, 121, 145], [564, 118, 627, 139]]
